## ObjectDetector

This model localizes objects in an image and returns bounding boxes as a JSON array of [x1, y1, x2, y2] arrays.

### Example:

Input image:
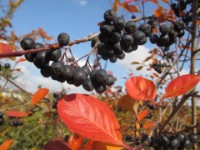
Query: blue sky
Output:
[[1, 0, 199, 99]]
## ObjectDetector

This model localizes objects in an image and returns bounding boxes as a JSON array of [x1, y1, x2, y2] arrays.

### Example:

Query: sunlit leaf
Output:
[[161, 74, 200, 100], [6, 110, 28, 117], [44, 140, 70, 150], [31, 88, 49, 106], [126, 76, 157, 101], [137, 109, 149, 122], [0, 139, 13, 150], [0, 42, 13, 54], [119, 2, 139, 12], [58, 94, 128, 148]]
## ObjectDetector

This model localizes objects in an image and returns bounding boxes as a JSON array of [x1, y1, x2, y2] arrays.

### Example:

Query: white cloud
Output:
[[116, 45, 155, 77], [73, 0, 88, 6], [79, 0, 88, 6]]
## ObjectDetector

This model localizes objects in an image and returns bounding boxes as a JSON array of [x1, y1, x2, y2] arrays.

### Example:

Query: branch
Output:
[[0, 33, 99, 58]]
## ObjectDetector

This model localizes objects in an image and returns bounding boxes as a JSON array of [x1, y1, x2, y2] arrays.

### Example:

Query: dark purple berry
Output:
[[158, 135, 169, 147], [73, 68, 87, 86], [150, 34, 159, 44], [20, 37, 35, 50], [169, 135, 180, 149], [4, 63, 10, 69], [109, 56, 117, 63], [188, 133, 198, 143], [117, 52, 125, 59], [51, 61, 64, 77], [57, 32, 70, 46], [139, 23, 152, 36], [105, 74, 115, 86], [133, 30, 146, 45], [48, 48, 62, 61], [113, 17, 125, 31], [109, 32, 122, 44], [159, 24, 170, 35], [125, 21, 138, 34], [100, 24, 114, 35], [40, 66, 51, 78], [120, 34, 134, 49], [95, 83, 107, 94], [103, 9, 116, 23], [82, 78, 94, 91]]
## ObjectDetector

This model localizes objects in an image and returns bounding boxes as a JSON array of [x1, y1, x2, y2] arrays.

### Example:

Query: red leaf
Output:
[[44, 140, 70, 150], [143, 121, 156, 129], [58, 94, 127, 148], [16, 58, 26, 63], [31, 88, 49, 105], [6, 111, 28, 118], [137, 109, 149, 122], [0, 42, 13, 54], [68, 134, 84, 150], [0, 139, 13, 150], [126, 76, 157, 101], [119, 2, 139, 12], [161, 74, 200, 100]]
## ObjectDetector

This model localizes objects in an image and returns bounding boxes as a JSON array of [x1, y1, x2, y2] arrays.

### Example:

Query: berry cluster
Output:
[[9, 119, 24, 127], [0, 112, 4, 125], [95, 9, 149, 63], [147, 132, 198, 149], [150, 20, 185, 50], [171, 0, 200, 24], [94, 9, 185, 63], [21, 33, 115, 94]]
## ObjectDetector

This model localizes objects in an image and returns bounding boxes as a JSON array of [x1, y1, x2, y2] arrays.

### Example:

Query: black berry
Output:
[[57, 32, 70, 46], [20, 37, 35, 50]]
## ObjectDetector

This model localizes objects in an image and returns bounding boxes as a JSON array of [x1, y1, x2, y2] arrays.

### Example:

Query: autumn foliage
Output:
[[0, 0, 200, 149]]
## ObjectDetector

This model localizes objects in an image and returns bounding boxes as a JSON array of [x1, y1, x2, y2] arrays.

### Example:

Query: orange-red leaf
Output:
[[119, 2, 139, 12], [6, 110, 28, 117], [154, 6, 163, 17], [16, 58, 26, 63], [0, 42, 13, 54], [69, 135, 84, 150], [126, 76, 157, 101], [161, 74, 200, 100], [0, 139, 13, 150], [31, 88, 49, 106], [58, 94, 127, 148], [137, 109, 149, 122], [143, 121, 156, 129], [162, 0, 168, 3]]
